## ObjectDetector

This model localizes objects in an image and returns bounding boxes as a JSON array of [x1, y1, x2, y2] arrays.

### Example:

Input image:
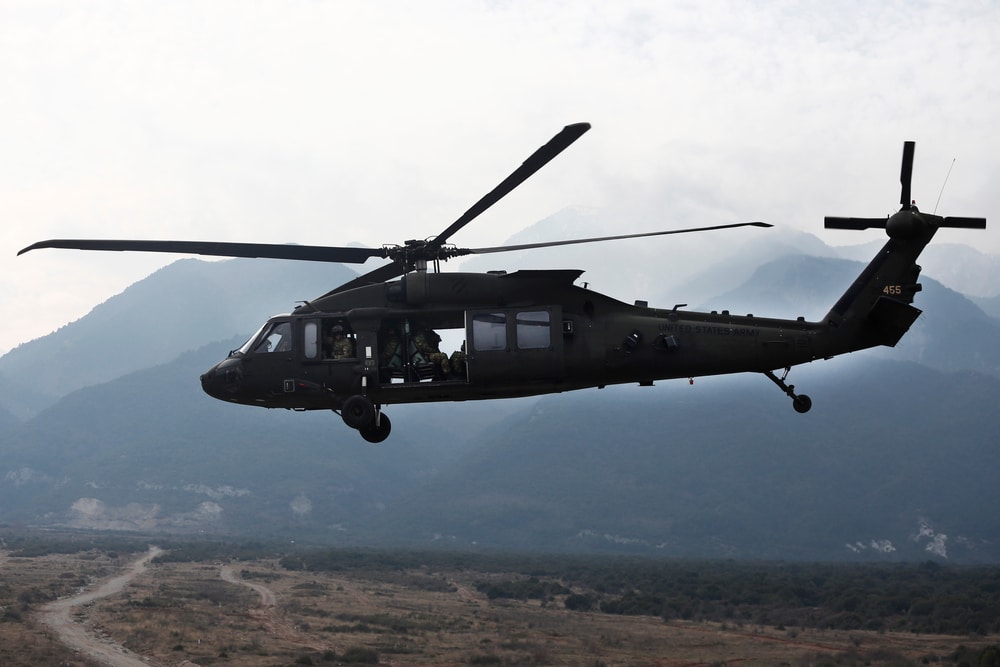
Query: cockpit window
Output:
[[234, 323, 268, 356], [254, 321, 292, 354]]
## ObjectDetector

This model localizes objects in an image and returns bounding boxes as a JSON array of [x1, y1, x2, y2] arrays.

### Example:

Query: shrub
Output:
[[341, 646, 379, 664]]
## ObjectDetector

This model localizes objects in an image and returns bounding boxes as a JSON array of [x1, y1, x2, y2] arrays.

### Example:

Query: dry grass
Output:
[[2, 548, 997, 667], [0, 548, 120, 666]]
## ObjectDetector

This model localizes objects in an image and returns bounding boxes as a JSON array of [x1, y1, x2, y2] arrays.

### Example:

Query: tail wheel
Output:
[[792, 394, 812, 414], [763, 368, 813, 414], [341, 395, 375, 429]]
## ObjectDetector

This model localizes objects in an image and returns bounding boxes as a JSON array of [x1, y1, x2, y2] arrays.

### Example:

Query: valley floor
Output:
[[1, 544, 998, 666]]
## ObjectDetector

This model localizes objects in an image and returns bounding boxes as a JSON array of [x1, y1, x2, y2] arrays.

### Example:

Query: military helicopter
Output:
[[19, 123, 986, 442]]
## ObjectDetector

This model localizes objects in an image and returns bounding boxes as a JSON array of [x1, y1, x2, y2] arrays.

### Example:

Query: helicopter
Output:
[[19, 123, 986, 442]]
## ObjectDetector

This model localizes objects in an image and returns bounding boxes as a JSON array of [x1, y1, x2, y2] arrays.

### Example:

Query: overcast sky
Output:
[[3, 1, 998, 353]]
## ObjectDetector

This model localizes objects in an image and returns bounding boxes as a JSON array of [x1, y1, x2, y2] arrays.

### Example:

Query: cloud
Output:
[[67, 496, 222, 529], [913, 517, 949, 559], [4, 467, 57, 487], [193, 501, 223, 521], [182, 483, 251, 499], [68, 497, 161, 530], [290, 493, 313, 517]]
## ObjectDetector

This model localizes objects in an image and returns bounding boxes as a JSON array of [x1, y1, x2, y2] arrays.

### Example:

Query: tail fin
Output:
[[821, 141, 986, 352], [823, 233, 927, 350]]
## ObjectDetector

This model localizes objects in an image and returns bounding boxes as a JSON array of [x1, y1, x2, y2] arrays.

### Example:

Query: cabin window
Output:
[[321, 319, 356, 360], [472, 313, 506, 351], [303, 320, 320, 359], [255, 321, 292, 354], [516, 310, 550, 349]]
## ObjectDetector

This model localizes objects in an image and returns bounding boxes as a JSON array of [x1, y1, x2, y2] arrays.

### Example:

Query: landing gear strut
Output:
[[763, 368, 812, 414]]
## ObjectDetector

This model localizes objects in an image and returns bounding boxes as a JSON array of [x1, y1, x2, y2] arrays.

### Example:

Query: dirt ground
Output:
[[37, 546, 164, 667], [2, 547, 997, 666]]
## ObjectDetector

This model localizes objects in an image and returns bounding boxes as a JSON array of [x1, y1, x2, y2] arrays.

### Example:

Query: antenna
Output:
[[933, 158, 956, 215]]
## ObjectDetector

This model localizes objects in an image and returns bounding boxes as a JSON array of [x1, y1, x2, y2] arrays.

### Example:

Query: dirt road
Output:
[[220, 565, 275, 607], [39, 546, 163, 667], [219, 565, 332, 653]]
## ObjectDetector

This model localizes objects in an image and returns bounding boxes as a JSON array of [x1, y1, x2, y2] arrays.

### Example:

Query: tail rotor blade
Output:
[[824, 217, 887, 230], [900, 141, 915, 209], [941, 216, 987, 229]]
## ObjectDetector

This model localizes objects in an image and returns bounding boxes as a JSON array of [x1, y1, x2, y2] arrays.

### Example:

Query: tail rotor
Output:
[[824, 141, 985, 235]]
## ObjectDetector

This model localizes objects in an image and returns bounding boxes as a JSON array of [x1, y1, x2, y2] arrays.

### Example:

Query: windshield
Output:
[[234, 323, 269, 356], [252, 320, 293, 354]]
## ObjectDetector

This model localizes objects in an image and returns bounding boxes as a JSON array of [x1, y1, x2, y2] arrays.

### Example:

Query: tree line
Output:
[[5, 531, 999, 637]]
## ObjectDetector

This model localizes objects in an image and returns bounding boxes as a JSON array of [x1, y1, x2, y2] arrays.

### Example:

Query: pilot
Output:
[[258, 321, 291, 353]]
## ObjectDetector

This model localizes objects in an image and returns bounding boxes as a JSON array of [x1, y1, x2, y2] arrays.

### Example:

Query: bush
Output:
[[564, 593, 594, 611], [341, 646, 379, 664]]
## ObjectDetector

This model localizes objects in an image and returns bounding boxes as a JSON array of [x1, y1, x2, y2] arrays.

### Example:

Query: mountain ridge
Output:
[[0, 258, 357, 418], [5, 353, 995, 561], [366, 360, 1000, 561], [1, 210, 996, 561]]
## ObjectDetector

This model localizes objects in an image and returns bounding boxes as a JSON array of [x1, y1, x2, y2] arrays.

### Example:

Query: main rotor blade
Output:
[[430, 122, 591, 249], [18, 239, 386, 264], [900, 141, 915, 209], [465, 221, 772, 255], [324, 261, 406, 296]]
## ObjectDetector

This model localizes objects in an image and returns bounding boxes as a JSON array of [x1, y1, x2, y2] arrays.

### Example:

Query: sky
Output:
[[3, 0, 999, 354]]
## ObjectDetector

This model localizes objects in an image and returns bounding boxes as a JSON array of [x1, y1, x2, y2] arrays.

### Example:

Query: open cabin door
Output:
[[466, 306, 564, 384]]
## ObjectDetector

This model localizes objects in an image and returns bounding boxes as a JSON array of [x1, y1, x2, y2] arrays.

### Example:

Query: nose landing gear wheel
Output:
[[360, 412, 391, 444]]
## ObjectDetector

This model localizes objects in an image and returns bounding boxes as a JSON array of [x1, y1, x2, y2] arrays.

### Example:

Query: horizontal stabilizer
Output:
[[824, 217, 887, 230], [868, 296, 922, 347]]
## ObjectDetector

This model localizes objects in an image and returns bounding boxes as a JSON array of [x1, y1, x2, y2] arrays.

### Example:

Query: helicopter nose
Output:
[[200, 357, 243, 400]]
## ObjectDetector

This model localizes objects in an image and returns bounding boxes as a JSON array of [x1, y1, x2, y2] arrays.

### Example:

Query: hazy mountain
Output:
[[798, 241, 1000, 301], [0, 339, 526, 537], [369, 361, 1000, 562], [654, 226, 1000, 321], [0, 402, 17, 434], [919, 243, 1000, 299], [1, 208, 997, 561], [0, 257, 358, 419], [463, 207, 1000, 317], [461, 207, 838, 308], [3, 349, 995, 562], [701, 256, 1000, 377], [973, 294, 1000, 320]]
